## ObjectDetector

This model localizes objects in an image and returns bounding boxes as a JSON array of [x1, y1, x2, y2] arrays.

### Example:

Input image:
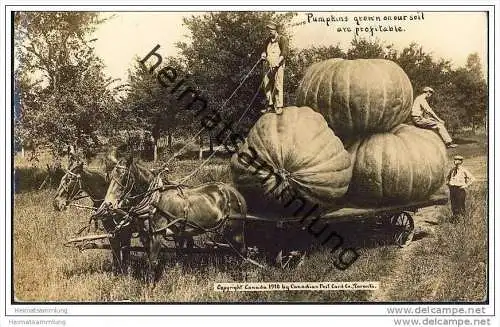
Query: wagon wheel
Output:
[[390, 212, 415, 248]]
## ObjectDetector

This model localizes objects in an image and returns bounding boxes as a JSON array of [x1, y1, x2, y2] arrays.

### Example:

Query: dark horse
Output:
[[99, 156, 248, 282], [53, 160, 133, 274]]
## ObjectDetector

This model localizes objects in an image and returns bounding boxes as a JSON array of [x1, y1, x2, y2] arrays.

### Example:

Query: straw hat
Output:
[[423, 86, 435, 93]]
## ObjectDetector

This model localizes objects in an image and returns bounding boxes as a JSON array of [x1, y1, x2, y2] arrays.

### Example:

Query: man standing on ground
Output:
[[260, 22, 288, 115], [446, 155, 475, 220], [411, 86, 457, 148]]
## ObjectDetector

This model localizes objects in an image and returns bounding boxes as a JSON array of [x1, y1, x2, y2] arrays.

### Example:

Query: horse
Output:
[[99, 155, 248, 282], [38, 162, 65, 190], [53, 160, 108, 211], [53, 159, 133, 274]]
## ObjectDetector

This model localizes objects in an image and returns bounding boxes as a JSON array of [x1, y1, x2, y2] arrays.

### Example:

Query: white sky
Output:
[[92, 11, 488, 82]]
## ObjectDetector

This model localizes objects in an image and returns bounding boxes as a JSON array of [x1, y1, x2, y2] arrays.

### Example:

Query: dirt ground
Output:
[[370, 134, 488, 301]]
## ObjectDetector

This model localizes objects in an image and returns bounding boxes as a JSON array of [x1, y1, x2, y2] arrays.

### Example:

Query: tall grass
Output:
[[13, 184, 487, 302], [12, 148, 488, 302], [13, 152, 65, 193], [13, 187, 386, 302], [379, 182, 487, 302]]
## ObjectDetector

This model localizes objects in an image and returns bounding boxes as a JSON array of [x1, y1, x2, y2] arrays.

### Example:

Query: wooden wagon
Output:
[[65, 191, 448, 268]]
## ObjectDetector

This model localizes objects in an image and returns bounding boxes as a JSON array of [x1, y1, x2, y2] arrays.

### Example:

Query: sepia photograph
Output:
[[8, 7, 490, 308]]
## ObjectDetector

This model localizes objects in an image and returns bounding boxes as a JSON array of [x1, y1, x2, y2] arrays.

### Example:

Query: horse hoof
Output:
[[297, 254, 306, 268]]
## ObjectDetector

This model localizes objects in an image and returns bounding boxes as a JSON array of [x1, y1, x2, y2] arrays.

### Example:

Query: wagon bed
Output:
[[233, 192, 449, 248], [241, 192, 448, 222], [65, 192, 449, 265]]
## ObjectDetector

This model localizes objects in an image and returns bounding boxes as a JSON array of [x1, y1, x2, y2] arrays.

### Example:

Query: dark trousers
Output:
[[449, 186, 466, 217]]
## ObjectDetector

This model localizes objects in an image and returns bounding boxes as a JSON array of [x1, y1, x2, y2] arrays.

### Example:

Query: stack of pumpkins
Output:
[[230, 58, 447, 214]]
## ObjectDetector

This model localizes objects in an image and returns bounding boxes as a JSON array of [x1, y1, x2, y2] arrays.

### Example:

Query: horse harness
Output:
[[113, 175, 232, 238], [61, 169, 103, 206], [102, 165, 255, 265]]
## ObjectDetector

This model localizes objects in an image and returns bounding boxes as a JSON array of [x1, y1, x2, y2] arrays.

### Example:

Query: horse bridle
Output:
[[58, 169, 87, 204], [110, 164, 137, 207]]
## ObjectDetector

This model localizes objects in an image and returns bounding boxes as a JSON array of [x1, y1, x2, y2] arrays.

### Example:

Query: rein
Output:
[[128, 186, 164, 200], [61, 170, 88, 203], [58, 168, 106, 211], [112, 164, 137, 206], [112, 163, 172, 204]]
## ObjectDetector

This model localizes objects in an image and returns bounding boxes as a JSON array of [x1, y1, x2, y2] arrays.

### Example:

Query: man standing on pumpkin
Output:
[[411, 86, 457, 148], [260, 22, 289, 115], [446, 155, 475, 220]]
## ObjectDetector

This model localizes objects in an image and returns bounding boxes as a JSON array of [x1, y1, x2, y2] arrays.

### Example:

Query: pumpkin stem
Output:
[[270, 168, 294, 202]]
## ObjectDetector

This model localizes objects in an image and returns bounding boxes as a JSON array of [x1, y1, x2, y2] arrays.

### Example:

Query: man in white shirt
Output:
[[446, 155, 475, 220], [260, 22, 288, 115], [412, 87, 457, 148], [67, 143, 77, 168]]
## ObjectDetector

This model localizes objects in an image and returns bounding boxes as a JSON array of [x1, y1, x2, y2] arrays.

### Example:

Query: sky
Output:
[[92, 11, 488, 82]]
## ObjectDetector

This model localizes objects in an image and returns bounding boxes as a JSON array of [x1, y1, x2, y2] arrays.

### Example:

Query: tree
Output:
[[391, 42, 467, 131], [14, 12, 120, 157], [396, 43, 451, 92], [176, 12, 296, 141], [347, 37, 386, 59], [121, 56, 186, 161], [451, 53, 487, 132]]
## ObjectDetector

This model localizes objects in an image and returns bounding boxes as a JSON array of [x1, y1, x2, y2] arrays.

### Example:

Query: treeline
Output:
[[14, 12, 487, 160], [288, 39, 487, 134]]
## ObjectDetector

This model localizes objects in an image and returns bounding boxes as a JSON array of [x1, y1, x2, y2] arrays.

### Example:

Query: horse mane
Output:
[[68, 160, 106, 181], [80, 167, 109, 199], [130, 158, 155, 185], [83, 167, 107, 181]]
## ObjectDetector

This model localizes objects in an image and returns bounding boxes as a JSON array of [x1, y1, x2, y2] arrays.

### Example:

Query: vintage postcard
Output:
[[4, 3, 496, 324]]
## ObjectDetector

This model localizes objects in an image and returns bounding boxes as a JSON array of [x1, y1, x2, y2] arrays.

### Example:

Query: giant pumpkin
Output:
[[296, 58, 413, 139], [347, 124, 447, 205], [231, 106, 352, 214]]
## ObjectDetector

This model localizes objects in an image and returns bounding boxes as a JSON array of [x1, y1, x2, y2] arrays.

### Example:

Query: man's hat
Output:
[[454, 155, 464, 161], [423, 86, 435, 93], [266, 22, 278, 30]]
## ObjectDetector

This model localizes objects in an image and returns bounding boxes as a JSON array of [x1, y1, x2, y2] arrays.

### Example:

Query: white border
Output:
[[2, 0, 498, 323]]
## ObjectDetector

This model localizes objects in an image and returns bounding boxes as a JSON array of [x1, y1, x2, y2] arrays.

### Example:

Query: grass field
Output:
[[12, 134, 488, 302]]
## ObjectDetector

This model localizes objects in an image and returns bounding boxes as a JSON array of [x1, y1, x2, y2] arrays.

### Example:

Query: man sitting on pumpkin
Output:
[[411, 86, 457, 148]]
